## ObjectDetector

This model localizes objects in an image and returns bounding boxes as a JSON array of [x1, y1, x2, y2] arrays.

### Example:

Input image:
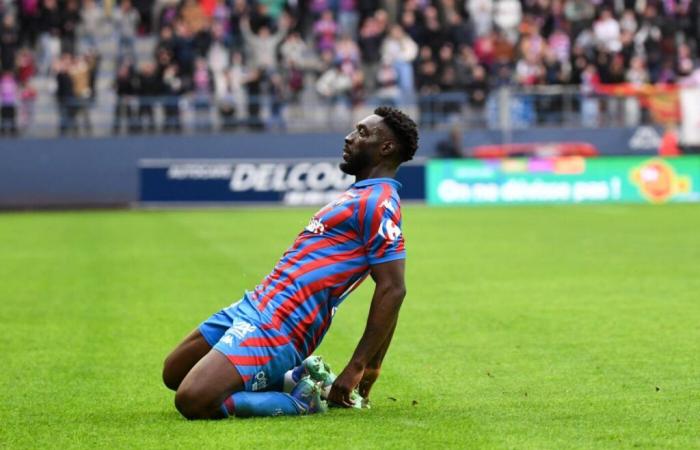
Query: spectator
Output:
[[625, 55, 650, 125], [676, 42, 696, 78], [494, 0, 522, 43], [316, 60, 352, 104], [0, 71, 18, 136], [338, 0, 359, 40], [207, 22, 229, 96], [420, 6, 447, 53], [594, 8, 622, 53], [435, 125, 465, 158], [191, 57, 214, 132], [580, 63, 601, 128], [172, 20, 197, 76], [357, 11, 387, 91], [38, 0, 63, 75], [375, 60, 400, 106], [78, 0, 106, 52], [313, 10, 337, 53], [60, 0, 81, 54], [112, 58, 137, 134], [466, 64, 489, 110], [380, 24, 418, 98], [215, 51, 244, 131], [279, 31, 313, 70], [564, 0, 595, 37], [243, 67, 264, 130], [468, 0, 494, 38], [18, 78, 37, 131], [113, 0, 140, 59], [240, 14, 289, 73], [446, 10, 473, 48], [161, 62, 184, 132], [54, 53, 75, 135], [156, 25, 176, 56], [137, 61, 161, 133], [133, 0, 155, 34], [335, 33, 360, 65], [1, 13, 19, 71], [18, 0, 42, 47], [267, 72, 287, 131], [69, 53, 95, 135]]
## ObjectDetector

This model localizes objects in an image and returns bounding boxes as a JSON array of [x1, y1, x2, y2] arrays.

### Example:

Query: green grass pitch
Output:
[[1, 204, 699, 449]]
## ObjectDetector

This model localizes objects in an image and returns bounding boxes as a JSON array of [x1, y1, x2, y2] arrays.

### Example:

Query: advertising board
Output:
[[427, 157, 700, 205], [140, 159, 426, 205]]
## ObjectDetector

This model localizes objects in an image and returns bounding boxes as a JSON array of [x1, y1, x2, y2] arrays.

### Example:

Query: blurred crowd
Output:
[[1, 0, 700, 135]]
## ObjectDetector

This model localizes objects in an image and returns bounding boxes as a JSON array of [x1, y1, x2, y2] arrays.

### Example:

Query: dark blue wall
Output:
[[0, 127, 657, 208]]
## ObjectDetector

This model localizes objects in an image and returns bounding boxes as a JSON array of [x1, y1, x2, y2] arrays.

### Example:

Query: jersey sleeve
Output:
[[359, 187, 406, 265]]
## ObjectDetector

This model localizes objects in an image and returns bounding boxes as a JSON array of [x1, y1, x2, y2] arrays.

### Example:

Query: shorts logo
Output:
[[221, 335, 234, 346], [378, 218, 401, 241], [252, 371, 268, 391], [230, 320, 257, 339]]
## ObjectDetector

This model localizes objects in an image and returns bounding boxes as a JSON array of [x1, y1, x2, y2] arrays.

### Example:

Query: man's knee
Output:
[[174, 385, 222, 420]]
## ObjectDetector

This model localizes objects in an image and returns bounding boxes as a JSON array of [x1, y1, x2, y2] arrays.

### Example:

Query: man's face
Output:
[[340, 114, 387, 176]]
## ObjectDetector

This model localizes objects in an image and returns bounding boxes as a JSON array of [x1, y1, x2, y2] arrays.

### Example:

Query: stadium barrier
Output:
[[0, 128, 684, 208]]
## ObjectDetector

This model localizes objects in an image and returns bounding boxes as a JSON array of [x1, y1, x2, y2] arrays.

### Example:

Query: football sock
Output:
[[282, 365, 306, 392], [220, 391, 303, 418]]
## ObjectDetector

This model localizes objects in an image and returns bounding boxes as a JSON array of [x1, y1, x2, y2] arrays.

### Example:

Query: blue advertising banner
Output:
[[139, 159, 426, 205]]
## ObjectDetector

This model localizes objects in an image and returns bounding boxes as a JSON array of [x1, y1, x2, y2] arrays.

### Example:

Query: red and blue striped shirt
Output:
[[246, 177, 406, 357]]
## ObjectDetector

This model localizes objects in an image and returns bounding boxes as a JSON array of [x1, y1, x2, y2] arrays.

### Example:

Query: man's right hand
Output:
[[328, 363, 364, 408]]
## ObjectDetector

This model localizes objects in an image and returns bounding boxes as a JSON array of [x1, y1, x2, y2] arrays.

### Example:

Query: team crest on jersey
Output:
[[305, 217, 325, 234], [378, 218, 401, 241]]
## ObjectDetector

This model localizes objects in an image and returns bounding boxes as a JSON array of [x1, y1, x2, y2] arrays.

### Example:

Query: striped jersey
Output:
[[244, 177, 406, 358]]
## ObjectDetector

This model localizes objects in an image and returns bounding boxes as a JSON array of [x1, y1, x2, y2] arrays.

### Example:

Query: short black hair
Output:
[[374, 106, 419, 162]]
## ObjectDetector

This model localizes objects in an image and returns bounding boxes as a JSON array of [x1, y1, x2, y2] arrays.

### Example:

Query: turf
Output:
[[1, 204, 699, 449]]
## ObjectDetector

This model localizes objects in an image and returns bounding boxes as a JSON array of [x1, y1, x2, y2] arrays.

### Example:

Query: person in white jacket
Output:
[[380, 25, 418, 98], [493, 0, 522, 43]]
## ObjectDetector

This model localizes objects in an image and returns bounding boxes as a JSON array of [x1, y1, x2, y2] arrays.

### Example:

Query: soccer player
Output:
[[162, 106, 419, 419]]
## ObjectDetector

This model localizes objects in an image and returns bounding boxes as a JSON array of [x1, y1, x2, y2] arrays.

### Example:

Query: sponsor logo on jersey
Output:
[[378, 218, 401, 241], [305, 217, 326, 234]]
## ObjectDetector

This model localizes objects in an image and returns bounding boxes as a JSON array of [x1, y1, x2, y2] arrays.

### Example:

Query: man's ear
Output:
[[380, 140, 395, 156]]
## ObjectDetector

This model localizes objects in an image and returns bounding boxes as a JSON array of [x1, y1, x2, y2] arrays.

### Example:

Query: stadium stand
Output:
[[1, 0, 700, 137]]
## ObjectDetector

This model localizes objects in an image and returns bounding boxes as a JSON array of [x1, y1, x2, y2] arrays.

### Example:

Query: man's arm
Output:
[[357, 318, 397, 399], [328, 259, 406, 407]]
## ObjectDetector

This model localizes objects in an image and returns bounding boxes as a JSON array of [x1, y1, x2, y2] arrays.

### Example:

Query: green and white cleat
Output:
[[349, 389, 369, 409], [302, 355, 336, 393], [289, 376, 328, 415], [283, 355, 368, 409]]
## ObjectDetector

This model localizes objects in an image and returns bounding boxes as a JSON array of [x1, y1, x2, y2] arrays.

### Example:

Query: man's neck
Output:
[[355, 165, 397, 182]]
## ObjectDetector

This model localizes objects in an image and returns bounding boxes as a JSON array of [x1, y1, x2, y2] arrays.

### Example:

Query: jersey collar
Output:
[[352, 177, 402, 190]]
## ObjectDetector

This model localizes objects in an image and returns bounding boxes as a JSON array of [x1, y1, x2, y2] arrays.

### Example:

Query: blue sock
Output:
[[220, 392, 303, 418], [291, 365, 306, 382]]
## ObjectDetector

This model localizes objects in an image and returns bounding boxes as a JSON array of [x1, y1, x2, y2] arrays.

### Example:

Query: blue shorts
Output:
[[199, 296, 303, 392]]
